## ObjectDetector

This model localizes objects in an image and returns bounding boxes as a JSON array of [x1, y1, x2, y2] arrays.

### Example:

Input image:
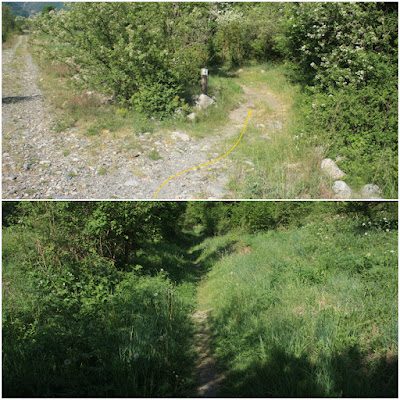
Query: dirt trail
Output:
[[2, 36, 285, 199], [192, 309, 224, 397]]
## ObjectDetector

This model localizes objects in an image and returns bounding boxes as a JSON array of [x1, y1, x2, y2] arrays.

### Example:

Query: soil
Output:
[[2, 35, 286, 200], [191, 309, 224, 397]]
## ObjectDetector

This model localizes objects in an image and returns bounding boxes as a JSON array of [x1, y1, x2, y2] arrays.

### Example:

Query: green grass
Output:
[[197, 216, 398, 397], [223, 62, 332, 199], [148, 149, 162, 161]]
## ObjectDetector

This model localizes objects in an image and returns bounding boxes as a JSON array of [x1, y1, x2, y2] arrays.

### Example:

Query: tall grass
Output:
[[2, 226, 199, 397], [198, 215, 398, 397]]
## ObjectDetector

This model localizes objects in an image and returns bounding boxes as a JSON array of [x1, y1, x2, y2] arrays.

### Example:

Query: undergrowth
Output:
[[2, 226, 200, 397]]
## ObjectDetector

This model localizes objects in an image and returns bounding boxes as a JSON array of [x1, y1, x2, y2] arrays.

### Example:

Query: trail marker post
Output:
[[201, 67, 208, 95]]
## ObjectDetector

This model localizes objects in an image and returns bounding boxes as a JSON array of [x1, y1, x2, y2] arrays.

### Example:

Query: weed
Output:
[[148, 149, 162, 161], [97, 167, 107, 175]]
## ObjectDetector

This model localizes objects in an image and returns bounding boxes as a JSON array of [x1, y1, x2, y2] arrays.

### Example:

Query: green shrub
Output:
[[279, 2, 398, 196]]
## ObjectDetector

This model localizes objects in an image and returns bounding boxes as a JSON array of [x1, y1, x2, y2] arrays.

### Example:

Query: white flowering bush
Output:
[[212, 3, 282, 66], [34, 3, 210, 118], [279, 3, 397, 91], [279, 3, 398, 194]]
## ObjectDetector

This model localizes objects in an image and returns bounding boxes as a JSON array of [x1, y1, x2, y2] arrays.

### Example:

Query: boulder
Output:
[[194, 94, 215, 110], [321, 158, 346, 180], [332, 180, 352, 198], [171, 130, 191, 142], [361, 184, 383, 199], [187, 112, 198, 121]]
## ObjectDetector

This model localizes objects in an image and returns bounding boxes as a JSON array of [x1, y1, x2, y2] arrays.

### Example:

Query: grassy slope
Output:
[[197, 216, 398, 397]]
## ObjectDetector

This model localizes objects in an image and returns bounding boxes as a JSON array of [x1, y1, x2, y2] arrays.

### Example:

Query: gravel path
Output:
[[2, 36, 284, 199]]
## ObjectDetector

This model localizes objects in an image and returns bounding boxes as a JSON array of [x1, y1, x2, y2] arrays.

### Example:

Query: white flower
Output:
[[386, 229, 390, 232], [154, 292, 158, 297], [364, 233, 368, 236]]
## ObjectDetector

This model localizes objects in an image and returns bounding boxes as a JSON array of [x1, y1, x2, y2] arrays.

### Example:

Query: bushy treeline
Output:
[[183, 201, 398, 236], [279, 2, 398, 194], [2, 4, 21, 42]]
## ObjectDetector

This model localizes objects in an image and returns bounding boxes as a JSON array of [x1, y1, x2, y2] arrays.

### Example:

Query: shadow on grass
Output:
[[189, 240, 239, 275], [2, 280, 196, 397], [217, 344, 398, 397]]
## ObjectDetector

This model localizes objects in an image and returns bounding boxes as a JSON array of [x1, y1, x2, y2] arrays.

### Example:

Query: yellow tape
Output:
[[153, 110, 251, 199]]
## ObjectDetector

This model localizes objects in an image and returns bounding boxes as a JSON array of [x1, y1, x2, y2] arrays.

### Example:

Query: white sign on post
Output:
[[201, 68, 208, 76]]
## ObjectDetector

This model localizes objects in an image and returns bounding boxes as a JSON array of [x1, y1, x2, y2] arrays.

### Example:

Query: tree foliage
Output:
[[2, 4, 18, 42]]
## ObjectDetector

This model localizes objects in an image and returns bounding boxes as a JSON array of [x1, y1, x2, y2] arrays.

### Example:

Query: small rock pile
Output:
[[321, 158, 383, 199]]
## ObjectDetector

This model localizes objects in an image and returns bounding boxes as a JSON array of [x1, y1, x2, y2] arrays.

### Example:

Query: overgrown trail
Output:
[[2, 36, 286, 199], [191, 309, 224, 397]]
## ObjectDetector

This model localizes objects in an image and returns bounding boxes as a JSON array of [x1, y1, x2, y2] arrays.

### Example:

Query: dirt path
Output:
[[192, 309, 224, 397], [2, 36, 286, 199]]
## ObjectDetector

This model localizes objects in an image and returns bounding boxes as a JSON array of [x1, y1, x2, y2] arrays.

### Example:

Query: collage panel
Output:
[[2, 200, 398, 397], [2, 2, 397, 199]]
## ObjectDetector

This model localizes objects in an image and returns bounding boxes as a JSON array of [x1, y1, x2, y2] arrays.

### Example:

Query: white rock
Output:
[[194, 94, 215, 110], [361, 184, 383, 199], [321, 158, 346, 180], [332, 180, 352, 198], [171, 130, 191, 142], [124, 179, 139, 187], [187, 112, 198, 121]]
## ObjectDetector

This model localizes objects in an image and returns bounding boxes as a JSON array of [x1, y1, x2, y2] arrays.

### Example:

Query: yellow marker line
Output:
[[153, 110, 251, 199]]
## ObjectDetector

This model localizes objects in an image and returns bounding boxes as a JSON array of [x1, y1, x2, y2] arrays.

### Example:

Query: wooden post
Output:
[[201, 67, 208, 95]]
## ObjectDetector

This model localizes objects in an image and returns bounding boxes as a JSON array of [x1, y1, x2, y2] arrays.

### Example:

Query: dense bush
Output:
[[34, 3, 211, 118], [279, 2, 398, 194], [2, 201, 194, 397], [211, 3, 282, 67]]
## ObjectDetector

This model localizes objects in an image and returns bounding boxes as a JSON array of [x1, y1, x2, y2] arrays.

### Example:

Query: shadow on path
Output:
[[2, 94, 44, 104]]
